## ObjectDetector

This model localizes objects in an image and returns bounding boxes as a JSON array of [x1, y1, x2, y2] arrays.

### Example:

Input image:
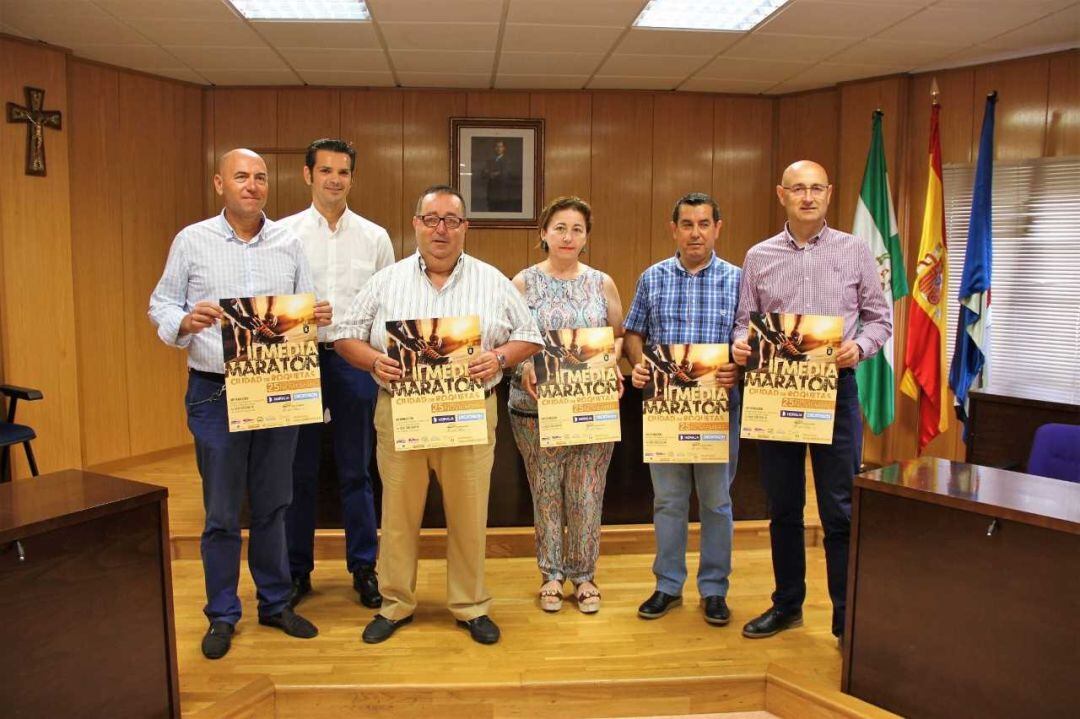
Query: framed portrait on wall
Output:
[[450, 117, 544, 229]]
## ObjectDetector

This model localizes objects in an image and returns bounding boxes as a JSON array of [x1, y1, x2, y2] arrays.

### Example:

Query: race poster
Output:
[[385, 315, 487, 451], [740, 312, 842, 444], [220, 293, 322, 432], [642, 343, 730, 463], [534, 327, 621, 448]]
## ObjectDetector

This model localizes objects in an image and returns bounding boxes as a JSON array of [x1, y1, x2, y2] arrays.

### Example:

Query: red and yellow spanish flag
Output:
[[900, 89, 950, 451]]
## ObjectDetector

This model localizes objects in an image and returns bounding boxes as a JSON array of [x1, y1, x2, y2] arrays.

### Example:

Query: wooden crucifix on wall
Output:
[[6, 86, 62, 177]]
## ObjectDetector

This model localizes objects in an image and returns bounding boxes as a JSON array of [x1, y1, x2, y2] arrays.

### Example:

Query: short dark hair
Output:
[[671, 192, 721, 223], [415, 184, 466, 215], [305, 138, 356, 172]]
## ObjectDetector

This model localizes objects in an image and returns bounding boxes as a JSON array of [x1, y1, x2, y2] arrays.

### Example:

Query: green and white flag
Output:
[[853, 111, 908, 434]]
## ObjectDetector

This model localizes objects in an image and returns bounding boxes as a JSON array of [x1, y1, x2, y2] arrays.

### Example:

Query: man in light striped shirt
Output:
[[149, 149, 332, 660], [333, 185, 542, 645], [279, 139, 396, 612], [732, 160, 891, 643]]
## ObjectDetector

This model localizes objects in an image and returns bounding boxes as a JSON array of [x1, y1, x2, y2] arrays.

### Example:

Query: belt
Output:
[[317, 342, 336, 351], [189, 368, 226, 383], [379, 386, 496, 398]]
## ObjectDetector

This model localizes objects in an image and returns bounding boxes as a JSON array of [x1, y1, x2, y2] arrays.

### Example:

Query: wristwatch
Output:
[[495, 351, 507, 369]]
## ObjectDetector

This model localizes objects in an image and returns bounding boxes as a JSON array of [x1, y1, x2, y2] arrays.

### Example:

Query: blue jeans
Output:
[[185, 373, 297, 625], [650, 389, 740, 597], [758, 371, 862, 636], [285, 349, 378, 578]]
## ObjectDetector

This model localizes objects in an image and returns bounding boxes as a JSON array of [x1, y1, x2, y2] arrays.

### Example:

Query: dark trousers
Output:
[[285, 348, 379, 578], [185, 373, 297, 625], [757, 371, 862, 636]]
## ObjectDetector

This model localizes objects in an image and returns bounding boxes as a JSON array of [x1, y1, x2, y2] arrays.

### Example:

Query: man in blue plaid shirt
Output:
[[623, 192, 742, 627]]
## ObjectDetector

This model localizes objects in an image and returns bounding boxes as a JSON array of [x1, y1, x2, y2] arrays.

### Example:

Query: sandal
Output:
[[574, 582, 601, 614], [538, 580, 563, 613]]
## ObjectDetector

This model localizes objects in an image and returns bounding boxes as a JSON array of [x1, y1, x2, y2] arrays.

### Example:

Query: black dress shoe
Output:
[[259, 608, 318, 638], [288, 574, 312, 609], [201, 621, 234, 660], [638, 591, 682, 619], [362, 614, 413, 644], [353, 565, 382, 609], [741, 606, 802, 639], [456, 615, 500, 645], [702, 595, 731, 626]]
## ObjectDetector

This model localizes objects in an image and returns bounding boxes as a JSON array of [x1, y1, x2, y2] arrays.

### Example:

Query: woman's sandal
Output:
[[574, 582, 601, 614], [538, 580, 564, 612]]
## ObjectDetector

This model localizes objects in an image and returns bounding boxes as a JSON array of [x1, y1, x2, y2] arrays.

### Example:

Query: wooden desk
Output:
[[966, 385, 1080, 470], [841, 458, 1080, 719], [0, 470, 179, 719]]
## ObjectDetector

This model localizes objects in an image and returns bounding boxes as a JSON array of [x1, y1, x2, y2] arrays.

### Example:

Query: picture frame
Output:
[[449, 117, 544, 229]]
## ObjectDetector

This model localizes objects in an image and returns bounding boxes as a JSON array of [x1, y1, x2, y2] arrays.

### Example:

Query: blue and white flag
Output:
[[948, 92, 997, 438]]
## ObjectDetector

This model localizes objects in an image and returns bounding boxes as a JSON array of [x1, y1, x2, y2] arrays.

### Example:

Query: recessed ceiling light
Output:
[[227, 0, 370, 21], [633, 0, 789, 32]]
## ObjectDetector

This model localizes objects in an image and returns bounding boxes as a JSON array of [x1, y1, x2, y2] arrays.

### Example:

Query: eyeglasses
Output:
[[782, 184, 829, 197], [416, 213, 464, 229], [546, 226, 587, 239]]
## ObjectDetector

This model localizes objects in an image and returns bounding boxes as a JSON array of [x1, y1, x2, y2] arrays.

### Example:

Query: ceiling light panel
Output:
[[227, 0, 370, 21], [634, 0, 789, 32]]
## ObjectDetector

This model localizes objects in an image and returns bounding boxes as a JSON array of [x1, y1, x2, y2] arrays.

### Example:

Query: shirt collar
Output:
[[218, 209, 268, 245], [416, 250, 467, 284], [309, 204, 351, 232], [783, 221, 828, 249], [672, 251, 717, 276]]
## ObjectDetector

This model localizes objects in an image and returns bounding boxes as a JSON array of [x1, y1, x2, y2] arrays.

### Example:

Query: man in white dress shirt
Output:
[[279, 139, 395, 611]]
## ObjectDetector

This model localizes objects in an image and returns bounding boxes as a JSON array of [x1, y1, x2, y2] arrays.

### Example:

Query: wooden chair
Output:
[[1, 384, 43, 482]]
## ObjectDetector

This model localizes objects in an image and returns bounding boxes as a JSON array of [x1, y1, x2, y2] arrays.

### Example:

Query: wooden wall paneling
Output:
[[277, 87, 340, 149], [401, 90, 467, 258], [212, 89, 278, 157], [119, 73, 188, 455], [273, 152, 310, 220], [971, 55, 1050, 161], [202, 88, 216, 218], [712, 96, 775, 267], [527, 92, 593, 267], [463, 92, 532, 278], [67, 61, 131, 466], [774, 89, 839, 229], [1045, 50, 1080, 157], [340, 89, 404, 257], [589, 92, 654, 310], [0, 38, 83, 476], [649, 94, 715, 265]]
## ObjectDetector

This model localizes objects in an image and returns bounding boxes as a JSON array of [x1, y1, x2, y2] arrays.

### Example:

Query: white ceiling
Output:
[[0, 0, 1076, 93]]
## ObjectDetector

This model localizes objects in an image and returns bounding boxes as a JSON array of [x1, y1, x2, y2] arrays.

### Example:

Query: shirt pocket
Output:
[[351, 259, 376, 287]]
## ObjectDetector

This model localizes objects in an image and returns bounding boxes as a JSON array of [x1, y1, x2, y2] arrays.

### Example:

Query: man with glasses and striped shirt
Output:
[[333, 185, 542, 646], [732, 160, 891, 644]]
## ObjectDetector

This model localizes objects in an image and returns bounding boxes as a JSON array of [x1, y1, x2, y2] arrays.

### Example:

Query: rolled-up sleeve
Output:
[[148, 232, 194, 349], [331, 274, 380, 343], [853, 242, 893, 359]]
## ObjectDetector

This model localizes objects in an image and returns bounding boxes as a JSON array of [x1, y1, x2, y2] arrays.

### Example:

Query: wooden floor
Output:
[[101, 447, 843, 718]]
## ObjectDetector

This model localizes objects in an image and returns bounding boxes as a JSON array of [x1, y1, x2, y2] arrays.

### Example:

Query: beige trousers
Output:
[[374, 391, 497, 621]]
